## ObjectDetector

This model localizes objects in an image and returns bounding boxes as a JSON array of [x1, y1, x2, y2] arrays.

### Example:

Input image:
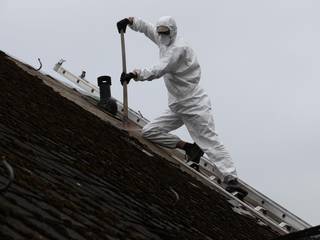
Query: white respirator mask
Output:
[[159, 34, 171, 46], [157, 25, 171, 46]]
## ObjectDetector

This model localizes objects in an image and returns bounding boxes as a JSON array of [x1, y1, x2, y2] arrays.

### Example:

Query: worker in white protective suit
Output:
[[117, 16, 241, 191]]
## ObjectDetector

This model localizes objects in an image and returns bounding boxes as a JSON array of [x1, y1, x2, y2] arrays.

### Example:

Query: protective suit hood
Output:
[[156, 16, 177, 46]]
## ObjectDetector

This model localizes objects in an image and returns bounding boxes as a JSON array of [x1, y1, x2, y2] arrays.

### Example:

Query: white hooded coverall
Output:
[[130, 16, 237, 181]]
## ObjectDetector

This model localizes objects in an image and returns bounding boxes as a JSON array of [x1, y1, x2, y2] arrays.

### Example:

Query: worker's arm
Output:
[[128, 17, 158, 45], [135, 47, 185, 81]]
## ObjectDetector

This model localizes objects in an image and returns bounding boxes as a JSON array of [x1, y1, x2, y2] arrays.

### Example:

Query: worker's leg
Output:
[[182, 107, 237, 182], [142, 109, 184, 148]]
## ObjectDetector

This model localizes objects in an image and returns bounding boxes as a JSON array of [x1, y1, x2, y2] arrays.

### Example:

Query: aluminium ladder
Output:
[[53, 60, 311, 235]]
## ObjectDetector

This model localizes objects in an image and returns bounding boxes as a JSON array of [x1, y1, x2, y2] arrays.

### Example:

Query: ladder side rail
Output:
[[53, 62, 310, 232], [197, 152, 311, 231], [170, 155, 289, 235], [240, 180, 311, 230], [114, 99, 150, 126], [54, 64, 99, 97]]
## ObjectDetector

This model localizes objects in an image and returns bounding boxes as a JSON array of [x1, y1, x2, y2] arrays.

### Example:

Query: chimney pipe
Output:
[[97, 76, 117, 115]]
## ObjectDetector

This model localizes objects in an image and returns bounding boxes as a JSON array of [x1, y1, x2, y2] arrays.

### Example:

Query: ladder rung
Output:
[[186, 161, 194, 166], [279, 222, 292, 231], [255, 206, 267, 215], [209, 175, 216, 181], [232, 191, 241, 196]]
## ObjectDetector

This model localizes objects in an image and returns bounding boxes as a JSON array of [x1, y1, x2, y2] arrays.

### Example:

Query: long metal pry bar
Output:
[[120, 30, 129, 123]]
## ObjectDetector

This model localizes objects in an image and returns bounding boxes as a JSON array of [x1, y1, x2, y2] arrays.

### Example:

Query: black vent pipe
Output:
[[97, 76, 118, 115]]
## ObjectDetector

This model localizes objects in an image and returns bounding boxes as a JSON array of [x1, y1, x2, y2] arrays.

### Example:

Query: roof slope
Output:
[[274, 225, 320, 239], [0, 50, 278, 240]]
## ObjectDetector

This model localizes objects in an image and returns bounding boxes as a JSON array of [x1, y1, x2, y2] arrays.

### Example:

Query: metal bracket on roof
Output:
[[169, 186, 179, 205], [36, 58, 42, 71], [0, 159, 15, 193], [79, 71, 86, 79], [137, 111, 144, 123], [53, 59, 66, 72], [58, 59, 66, 66]]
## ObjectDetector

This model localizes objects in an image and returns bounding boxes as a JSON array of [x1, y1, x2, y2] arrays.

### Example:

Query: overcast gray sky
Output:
[[1, 0, 319, 226]]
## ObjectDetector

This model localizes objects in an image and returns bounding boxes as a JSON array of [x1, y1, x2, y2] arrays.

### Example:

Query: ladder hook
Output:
[[36, 58, 42, 71]]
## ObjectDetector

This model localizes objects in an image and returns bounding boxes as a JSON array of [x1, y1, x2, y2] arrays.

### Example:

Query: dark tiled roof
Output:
[[274, 225, 320, 240], [0, 50, 278, 240]]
